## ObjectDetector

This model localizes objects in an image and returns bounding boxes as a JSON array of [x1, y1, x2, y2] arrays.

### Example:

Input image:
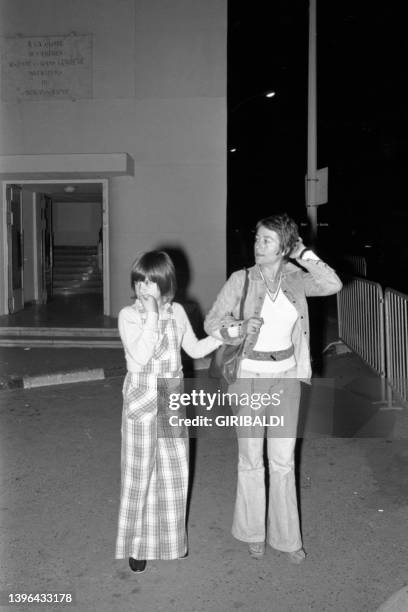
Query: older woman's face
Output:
[[254, 225, 283, 265]]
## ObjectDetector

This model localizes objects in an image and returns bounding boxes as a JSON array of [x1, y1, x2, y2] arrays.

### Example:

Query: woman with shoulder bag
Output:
[[204, 213, 342, 563]]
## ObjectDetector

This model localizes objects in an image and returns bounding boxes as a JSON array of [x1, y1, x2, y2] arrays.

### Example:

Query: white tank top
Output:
[[240, 290, 298, 373]]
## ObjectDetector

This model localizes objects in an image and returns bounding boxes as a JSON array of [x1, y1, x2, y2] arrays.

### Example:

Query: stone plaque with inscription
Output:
[[1, 34, 93, 101]]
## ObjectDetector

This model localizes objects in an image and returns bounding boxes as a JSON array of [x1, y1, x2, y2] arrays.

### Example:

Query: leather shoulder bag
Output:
[[208, 269, 249, 385]]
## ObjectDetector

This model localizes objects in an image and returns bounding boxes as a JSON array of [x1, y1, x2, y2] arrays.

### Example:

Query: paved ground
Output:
[[1, 314, 408, 612]]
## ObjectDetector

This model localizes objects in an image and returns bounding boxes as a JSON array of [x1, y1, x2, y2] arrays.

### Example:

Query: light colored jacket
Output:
[[204, 257, 342, 379]]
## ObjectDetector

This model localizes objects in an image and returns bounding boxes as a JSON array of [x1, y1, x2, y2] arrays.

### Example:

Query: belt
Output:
[[245, 345, 294, 361]]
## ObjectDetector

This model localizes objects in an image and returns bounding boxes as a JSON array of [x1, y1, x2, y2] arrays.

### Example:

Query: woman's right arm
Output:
[[118, 306, 159, 366], [204, 270, 247, 344]]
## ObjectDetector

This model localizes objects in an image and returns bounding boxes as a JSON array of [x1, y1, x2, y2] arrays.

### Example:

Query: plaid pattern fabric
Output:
[[123, 303, 181, 421], [115, 303, 189, 560]]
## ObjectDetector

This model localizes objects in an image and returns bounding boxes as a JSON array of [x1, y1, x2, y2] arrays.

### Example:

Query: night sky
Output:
[[227, 0, 408, 290]]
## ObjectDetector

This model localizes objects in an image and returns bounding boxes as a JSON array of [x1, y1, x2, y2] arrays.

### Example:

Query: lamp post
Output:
[[306, 0, 318, 245]]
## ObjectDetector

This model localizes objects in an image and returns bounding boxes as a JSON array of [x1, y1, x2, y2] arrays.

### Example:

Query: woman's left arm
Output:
[[290, 242, 343, 297]]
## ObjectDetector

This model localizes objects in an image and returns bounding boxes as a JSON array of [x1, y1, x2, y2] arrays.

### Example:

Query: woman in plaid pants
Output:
[[115, 251, 221, 573]]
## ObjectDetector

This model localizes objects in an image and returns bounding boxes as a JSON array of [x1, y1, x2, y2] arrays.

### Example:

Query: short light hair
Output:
[[256, 213, 299, 258]]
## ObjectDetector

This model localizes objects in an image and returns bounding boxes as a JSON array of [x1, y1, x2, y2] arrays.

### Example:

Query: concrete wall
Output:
[[0, 0, 227, 316]]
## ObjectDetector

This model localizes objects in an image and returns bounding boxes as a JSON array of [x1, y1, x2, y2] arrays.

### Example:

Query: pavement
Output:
[[0, 309, 408, 612]]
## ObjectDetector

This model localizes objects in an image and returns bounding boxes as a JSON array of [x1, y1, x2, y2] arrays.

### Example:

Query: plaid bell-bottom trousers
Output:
[[115, 410, 188, 560]]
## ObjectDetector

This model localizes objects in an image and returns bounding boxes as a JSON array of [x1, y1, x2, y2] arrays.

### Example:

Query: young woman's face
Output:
[[136, 277, 161, 301], [254, 225, 283, 265]]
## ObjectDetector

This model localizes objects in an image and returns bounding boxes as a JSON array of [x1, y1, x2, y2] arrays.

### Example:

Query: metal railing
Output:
[[385, 289, 408, 403], [337, 277, 385, 378]]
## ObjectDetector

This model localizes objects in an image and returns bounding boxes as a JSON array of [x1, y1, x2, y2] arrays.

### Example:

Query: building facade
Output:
[[0, 0, 226, 319]]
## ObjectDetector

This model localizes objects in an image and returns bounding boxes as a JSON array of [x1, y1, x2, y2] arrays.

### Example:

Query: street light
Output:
[[229, 90, 277, 153], [230, 90, 277, 113]]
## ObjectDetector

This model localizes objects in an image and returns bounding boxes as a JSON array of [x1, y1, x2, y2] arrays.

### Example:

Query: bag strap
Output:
[[238, 269, 249, 320]]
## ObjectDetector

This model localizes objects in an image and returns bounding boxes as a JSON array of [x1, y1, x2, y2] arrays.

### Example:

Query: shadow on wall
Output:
[[155, 245, 205, 374]]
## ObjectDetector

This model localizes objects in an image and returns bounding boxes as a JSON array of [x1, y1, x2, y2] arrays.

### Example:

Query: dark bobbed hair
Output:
[[255, 213, 299, 259], [130, 251, 176, 303]]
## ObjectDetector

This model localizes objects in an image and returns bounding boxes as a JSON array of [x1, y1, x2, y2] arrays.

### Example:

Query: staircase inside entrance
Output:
[[53, 245, 102, 296]]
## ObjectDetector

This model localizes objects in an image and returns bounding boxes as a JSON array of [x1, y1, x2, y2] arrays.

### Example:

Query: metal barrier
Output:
[[343, 255, 367, 278], [337, 277, 385, 378], [385, 289, 408, 403]]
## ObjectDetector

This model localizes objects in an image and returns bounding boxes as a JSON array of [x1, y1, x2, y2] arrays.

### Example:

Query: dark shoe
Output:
[[129, 557, 147, 573]]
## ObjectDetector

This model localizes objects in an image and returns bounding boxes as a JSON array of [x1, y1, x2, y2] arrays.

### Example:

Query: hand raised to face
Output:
[[139, 294, 159, 313]]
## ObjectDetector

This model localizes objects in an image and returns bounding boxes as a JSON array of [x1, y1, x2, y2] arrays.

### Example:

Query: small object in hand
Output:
[[245, 316, 264, 334]]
